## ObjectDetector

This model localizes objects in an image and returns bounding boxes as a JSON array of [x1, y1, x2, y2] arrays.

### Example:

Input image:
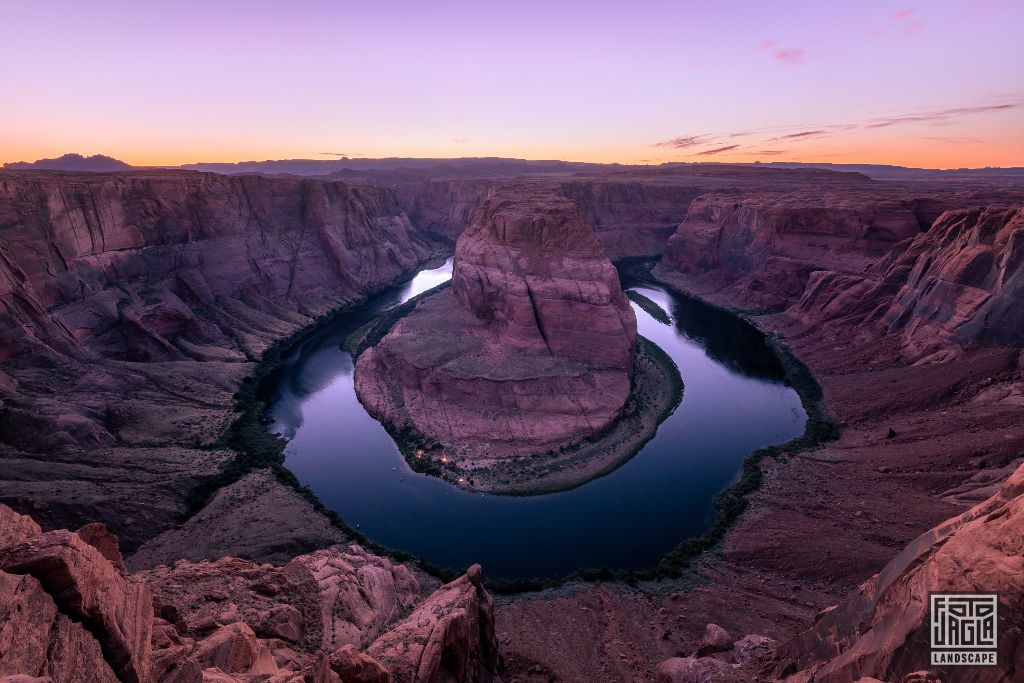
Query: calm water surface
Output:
[[267, 260, 806, 579]]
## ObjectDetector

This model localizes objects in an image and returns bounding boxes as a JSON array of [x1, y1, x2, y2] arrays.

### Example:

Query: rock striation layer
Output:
[[0, 170, 436, 548], [356, 189, 637, 458], [797, 206, 1024, 360]]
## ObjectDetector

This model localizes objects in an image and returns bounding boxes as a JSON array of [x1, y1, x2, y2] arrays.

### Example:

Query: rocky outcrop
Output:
[[0, 506, 151, 682], [0, 170, 436, 548], [0, 503, 500, 683], [882, 207, 1024, 350], [659, 191, 930, 310], [653, 623, 779, 683], [793, 206, 1024, 361], [288, 546, 421, 650], [355, 189, 637, 458], [397, 177, 705, 259], [0, 530, 154, 682], [773, 461, 1024, 682], [367, 565, 501, 683], [558, 179, 705, 258]]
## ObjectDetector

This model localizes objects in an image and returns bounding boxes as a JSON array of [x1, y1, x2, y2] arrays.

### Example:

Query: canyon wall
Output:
[[660, 191, 934, 310], [793, 206, 1024, 360], [657, 185, 1022, 319], [397, 176, 706, 259], [0, 171, 434, 362], [557, 179, 706, 259], [0, 170, 437, 549]]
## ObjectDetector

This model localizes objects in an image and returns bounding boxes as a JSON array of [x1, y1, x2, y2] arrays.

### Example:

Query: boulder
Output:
[[0, 528, 153, 683], [76, 523, 127, 574], [655, 656, 742, 683], [327, 645, 389, 683], [192, 623, 277, 676], [0, 506, 41, 549], [367, 565, 500, 683], [695, 623, 733, 657], [255, 604, 304, 643]]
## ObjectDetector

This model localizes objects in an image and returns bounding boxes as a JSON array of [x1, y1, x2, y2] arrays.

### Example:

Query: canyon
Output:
[[1, 161, 1023, 682]]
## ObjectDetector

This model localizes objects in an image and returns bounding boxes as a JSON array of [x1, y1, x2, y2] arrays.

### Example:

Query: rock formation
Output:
[[772, 460, 1024, 682], [659, 190, 935, 310], [4, 163, 1024, 683], [0, 170, 436, 548], [355, 189, 637, 458], [792, 206, 1024, 361], [0, 502, 501, 683]]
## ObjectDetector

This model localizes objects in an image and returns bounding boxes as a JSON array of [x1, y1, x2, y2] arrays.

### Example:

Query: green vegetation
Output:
[[626, 289, 672, 325], [379, 334, 684, 496], [477, 272, 841, 594], [183, 256, 839, 596], [180, 265, 464, 584], [349, 281, 451, 357]]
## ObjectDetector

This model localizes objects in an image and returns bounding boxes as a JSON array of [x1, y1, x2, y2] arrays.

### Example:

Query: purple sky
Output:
[[2, 0, 1022, 167]]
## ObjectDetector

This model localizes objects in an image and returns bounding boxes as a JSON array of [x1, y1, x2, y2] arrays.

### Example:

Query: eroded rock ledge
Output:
[[0, 502, 501, 683], [354, 189, 639, 463]]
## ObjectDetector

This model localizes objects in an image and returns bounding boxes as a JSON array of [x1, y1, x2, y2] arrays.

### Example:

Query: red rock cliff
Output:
[[0, 170, 436, 549], [355, 189, 637, 458]]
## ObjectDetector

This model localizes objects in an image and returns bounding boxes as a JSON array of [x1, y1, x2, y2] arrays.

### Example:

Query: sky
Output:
[[1, 0, 1022, 168]]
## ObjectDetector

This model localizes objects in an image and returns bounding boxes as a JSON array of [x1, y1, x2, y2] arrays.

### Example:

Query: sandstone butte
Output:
[[354, 189, 638, 459], [1, 164, 1024, 682]]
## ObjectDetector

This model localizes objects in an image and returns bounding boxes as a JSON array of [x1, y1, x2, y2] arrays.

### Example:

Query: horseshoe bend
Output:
[[3, 5, 1024, 682]]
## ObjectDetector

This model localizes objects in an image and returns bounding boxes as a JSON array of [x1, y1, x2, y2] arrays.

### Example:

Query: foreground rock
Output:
[[0, 503, 500, 683], [356, 189, 637, 459], [772, 460, 1024, 682], [644, 459, 1024, 682]]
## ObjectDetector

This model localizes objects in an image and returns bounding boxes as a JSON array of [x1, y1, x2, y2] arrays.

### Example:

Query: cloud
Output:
[[319, 151, 353, 156], [451, 137, 470, 144], [771, 129, 829, 141], [696, 145, 741, 156], [889, 9, 924, 35], [758, 39, 804, 66], [864, 103, 1017, 128], [649, 98, 1018, 157], [773, 48, 804, 66], [902, 20, 925, 35], [652, 135, 713, 149]]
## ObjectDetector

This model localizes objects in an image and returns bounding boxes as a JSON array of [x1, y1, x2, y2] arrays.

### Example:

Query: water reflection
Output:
[[266, 259, 806, 579]]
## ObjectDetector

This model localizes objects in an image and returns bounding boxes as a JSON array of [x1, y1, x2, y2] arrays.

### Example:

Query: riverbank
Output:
[[375, 335, 684, 496], [493, 264, 1024, 680]]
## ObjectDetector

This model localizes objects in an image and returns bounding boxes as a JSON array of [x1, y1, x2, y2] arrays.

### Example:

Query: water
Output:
[[267, 260, 806, 580]]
